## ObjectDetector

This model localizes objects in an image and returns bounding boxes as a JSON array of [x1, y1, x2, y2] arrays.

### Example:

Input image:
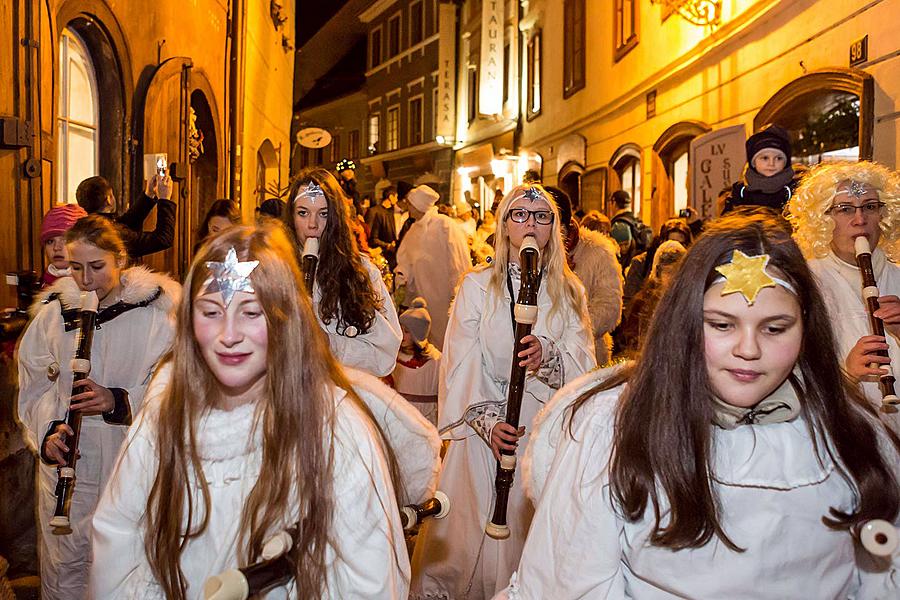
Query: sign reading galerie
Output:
[[479, 0, 504, 115], [437, 2, 457, 139], [689, 124, 746, 219]]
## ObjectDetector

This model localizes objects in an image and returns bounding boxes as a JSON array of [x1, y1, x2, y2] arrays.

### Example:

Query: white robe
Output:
[[410, 267, 596, 600], [499, 369, 900, 599], [91, 366, 441, 599], [396, 207, 472, 349], [809, 249, 900, 406], [16, 268, 178, 600], [315, 255, 402, 377]]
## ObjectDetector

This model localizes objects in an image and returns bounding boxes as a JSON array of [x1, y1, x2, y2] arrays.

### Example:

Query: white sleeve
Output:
[[328, 260, 402, 377], [90, 411, 159, 598], [16, 307, 62, 451], [506, 401, 626, 599], [557, 283, 600, 378], [328, 400, 410, 598]]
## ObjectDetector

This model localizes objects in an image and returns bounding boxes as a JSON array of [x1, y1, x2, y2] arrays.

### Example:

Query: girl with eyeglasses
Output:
[[410, 184, 596, 600], [281, 168, 402, 377], [787, 161, 900, 407]]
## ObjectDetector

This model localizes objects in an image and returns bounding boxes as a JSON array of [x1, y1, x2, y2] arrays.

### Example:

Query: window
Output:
[[386, 105, 400, 151], [564, 0, 586, 97], [467, 67, 478, 123], [330, 135, 341, 162], [301, 147, 310, 168], [370, 27, 383, 68], [57, 29, 99, 204], [348, 129, 360, 159], [432, 86, 439, 138], [409, 96, 424, 146], [672, 151, 689, 214], [615, 156, 641, 215], [388, 14, 401, 57], [614, 0, 638, 61], [368, 114, 380, 154], [527, 32, 542, 119], [315, 148, 324, 165], [410, 0, 424, 46]]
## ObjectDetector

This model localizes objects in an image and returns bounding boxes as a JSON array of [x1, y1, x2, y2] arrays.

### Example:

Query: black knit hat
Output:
[[746, 125, 792, 164], [397, 180, 414, 200]]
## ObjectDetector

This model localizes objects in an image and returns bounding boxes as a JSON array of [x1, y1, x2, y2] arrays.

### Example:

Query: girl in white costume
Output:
[[502, 214, 900, 599], [17, 215, 179, 600], [91, 224, 440, 599], [283, 168, 401, 377], [410, 184, 596, 599]]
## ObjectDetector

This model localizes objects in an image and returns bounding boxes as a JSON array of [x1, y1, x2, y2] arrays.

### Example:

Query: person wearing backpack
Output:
[[610, 190, 652, 268]]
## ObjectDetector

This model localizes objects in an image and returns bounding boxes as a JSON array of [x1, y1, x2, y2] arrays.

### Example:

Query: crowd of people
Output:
[[10, 126, 900, 599]]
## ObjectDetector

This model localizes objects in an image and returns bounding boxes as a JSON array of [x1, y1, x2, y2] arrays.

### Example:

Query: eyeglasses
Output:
[[506, 208, 554, 225], [828, 202, 885, 219]]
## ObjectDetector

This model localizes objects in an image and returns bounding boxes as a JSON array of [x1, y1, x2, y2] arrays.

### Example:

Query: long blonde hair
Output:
[[143, 224, 398, 599], [786, 160, 900, 261], [489, 184, 588, 328]]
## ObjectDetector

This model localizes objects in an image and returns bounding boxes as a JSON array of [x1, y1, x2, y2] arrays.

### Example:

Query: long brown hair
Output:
[[282, 168, 381, 333], [570, 212, 900, 550], [144, 224, 397, 599]]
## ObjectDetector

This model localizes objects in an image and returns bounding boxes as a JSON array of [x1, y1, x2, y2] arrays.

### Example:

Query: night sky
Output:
[[297, 0, 351, 47]]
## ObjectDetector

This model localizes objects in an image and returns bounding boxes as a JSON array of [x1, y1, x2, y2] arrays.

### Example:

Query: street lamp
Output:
[[650, 0, 721, 27]]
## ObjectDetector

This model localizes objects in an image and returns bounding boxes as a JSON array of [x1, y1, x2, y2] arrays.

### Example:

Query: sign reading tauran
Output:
[[479, 0, 504, 115]]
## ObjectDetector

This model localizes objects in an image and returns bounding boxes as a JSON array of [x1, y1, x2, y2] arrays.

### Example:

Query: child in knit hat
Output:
[[723, 124, 798, 214], [391, 297, 442, 425], [39, 203, 88, 287]]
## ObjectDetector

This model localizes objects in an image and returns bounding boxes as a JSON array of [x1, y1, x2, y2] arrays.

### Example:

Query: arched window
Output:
[[613, 155, 641, 215], [57, 28, 99, 204]]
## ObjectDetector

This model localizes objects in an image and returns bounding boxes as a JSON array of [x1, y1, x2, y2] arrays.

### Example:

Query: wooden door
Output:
[[139, 57, 192, 279]]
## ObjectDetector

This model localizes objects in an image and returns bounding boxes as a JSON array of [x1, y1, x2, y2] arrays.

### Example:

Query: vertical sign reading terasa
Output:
[[479, 0, 504, 115], [437, 2, 457, 139]]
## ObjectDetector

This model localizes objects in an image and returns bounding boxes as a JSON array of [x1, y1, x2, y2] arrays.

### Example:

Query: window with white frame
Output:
[[368, 114, 380, 154], [388, 13, 401, 57], [615, 155, 641, 215], [370, 27, 383, 68], [527, 31, 542, 118], [410, 0, 423, 46], [57, 28, 99, 204], [409, 96, 424, 145], [386, 105, 400, 151]]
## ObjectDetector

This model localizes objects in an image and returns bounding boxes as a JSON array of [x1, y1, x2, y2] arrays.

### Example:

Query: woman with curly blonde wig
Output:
[[409, 184, 596, 600], [786, 160, 900, 405]]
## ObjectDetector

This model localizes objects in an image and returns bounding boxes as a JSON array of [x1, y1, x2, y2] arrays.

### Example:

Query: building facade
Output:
[[512, 0, 900, 229], [0, 0, 295, 307]]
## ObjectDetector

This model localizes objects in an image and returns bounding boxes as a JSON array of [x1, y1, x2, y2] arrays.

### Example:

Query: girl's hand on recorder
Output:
[[845, 335, 891, 380], [517, 335, 543, 370], [44, 423, 78, 465], [69, 378, 115, 414], [490, 423, 525, 461]]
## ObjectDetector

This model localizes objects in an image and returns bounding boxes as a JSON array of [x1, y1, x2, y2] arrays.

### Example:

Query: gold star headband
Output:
[[199, 247, 260, 307], [712, 250, 796, 305]]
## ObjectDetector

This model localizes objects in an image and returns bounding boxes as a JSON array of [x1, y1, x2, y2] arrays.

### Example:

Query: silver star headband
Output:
[[200, 247, 260, 307], [297, 181, 325, 200], [522, 186, 545, 202], [835, 180, 872, 199]]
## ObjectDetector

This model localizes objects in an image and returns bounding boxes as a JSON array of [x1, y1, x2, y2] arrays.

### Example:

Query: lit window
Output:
[[57, 29, 99, 204], [527, 32, 542, 118], [615, 156, 641, 215], [672, 151, 689, 214], [386, 106, 400, 151], [368, 114, 380, 154]]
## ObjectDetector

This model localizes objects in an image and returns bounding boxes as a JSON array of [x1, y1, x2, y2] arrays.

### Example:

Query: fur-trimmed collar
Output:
[[31, 266, 181, 317]]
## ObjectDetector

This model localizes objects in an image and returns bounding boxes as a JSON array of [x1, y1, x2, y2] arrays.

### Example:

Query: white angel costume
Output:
[[410, 265, 596, 600], [313, 255, 402, 377], [90, 366, 441, 599], [498, 367, 900, 599], [16, 268, 179, 600]]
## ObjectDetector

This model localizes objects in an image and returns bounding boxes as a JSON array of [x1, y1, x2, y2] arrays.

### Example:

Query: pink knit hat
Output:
[[41, 204, 87, 243]]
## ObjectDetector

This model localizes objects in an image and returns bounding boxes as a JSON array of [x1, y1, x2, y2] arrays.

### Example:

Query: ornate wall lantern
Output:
[[651, 0, 721, 27]]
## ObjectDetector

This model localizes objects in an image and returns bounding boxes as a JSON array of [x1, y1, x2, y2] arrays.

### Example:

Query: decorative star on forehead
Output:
[[835, 180, 871, 199], [714, 250, 777, 306], [522, 186, 544, 201], [298, 181, 325, 199], [201, 247, 259, 307]]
